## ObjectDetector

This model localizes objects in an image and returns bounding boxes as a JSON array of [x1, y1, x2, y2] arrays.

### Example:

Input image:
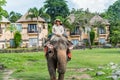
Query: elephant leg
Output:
[[47, 56, 57, 80], [58, 73, 64, 80], [57, 63, 65, 80]]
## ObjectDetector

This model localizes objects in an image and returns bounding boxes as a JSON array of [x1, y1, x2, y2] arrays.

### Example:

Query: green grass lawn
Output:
[[0, 48, 120, 80]]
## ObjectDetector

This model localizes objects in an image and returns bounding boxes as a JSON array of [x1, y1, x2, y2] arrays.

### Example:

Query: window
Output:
[[28, 24, 37, 33], [16, 24, 22, 32], [99, 38, 106, 44], [10, 39, 15, 47], [43, 24, 46, 29], [71, 39, 79, 46], [29, 38, 38, 47], [71, 27, 80, 35], [98, 27, 106, 34]]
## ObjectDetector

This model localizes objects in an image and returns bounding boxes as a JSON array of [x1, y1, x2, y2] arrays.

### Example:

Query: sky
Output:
[[3, 0, 117, 15]]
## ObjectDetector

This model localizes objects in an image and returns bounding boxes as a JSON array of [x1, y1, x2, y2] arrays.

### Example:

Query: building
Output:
[[16, 12, 48, 47], [89, 15, 110, 44], [0, 13, 109, 48], [67, 14, 110, 45], [0, 16, 10, 49], [0, 13, 48, 49]]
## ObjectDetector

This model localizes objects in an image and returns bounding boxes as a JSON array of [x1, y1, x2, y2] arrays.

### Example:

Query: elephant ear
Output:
[[47, 44, 54, 49]]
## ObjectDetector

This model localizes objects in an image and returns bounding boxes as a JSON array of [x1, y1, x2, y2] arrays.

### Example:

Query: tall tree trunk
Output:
[[79, 28, 82, 41], [10, 32, 12, 48], [98, 36, 100, 48], [37, 18, 39, 51]]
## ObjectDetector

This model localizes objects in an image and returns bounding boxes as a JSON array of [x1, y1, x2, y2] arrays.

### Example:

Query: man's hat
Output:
[[55, 19, 61, 22], [55, 19, 62, 24]]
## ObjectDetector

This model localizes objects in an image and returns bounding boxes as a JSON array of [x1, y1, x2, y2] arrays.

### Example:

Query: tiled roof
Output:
[[0, 16, 10, 23], [90, 15, 110, 25]]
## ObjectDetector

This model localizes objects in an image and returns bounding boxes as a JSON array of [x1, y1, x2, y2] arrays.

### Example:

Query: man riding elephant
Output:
[[44, 19, 73, 61]]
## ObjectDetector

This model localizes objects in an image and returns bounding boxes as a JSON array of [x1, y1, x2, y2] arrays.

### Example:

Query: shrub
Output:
[[90, 30, 95, 45], [14, 31, 22, 48]]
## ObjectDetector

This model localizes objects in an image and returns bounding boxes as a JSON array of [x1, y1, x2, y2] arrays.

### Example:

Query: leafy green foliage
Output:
[[0, 9, 9, 18], [0, 0, 6, 19], [0, 0, 6, 6], [27, 7, 39, 20], [73, 9, 94, 31], [90, 29, 95, 45], [27, 7, 50, 22], [14, 31, 22, 48], [48, 23, 52, 35], [5, 24, 16, 33], [9, 11, 22, 23], [101, 0, 120, 44], [72, 9, 94, 48], [106, 0, 120, 22], [44, 0, 69, 22], [39, 7, 51, 22], [110, 26, 120, 46]]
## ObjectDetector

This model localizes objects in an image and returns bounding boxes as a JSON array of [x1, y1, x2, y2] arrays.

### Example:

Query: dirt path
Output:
[[3, 70, 15, 80], [66, 68, 93, 80]]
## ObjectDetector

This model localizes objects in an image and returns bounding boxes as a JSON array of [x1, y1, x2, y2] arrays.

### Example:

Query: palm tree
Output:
[[73, 10, 93, 49], [39, 7, 51, 22], [0, 0, 6, 19], [9, 11, 22, 23], [44, 0, 69, 22], [27, 7, 50, 48]]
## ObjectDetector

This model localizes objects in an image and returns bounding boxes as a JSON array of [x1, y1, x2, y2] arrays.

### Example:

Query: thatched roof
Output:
[[90, 15, 110, 25], [16, 12, 45, 23], [67, 14, 75, 24], [0, 16, 10, 23]]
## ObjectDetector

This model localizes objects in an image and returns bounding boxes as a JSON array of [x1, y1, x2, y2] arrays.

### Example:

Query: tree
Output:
[[101, 0, 120, 43], [70, 8, 76, 14], [9, 11, 22, 23], [90, 29, 95, 45], [48, 23, 52, 35], [0, 0, 6, 6], [1, 10, 9, 18], [14, 31, 22, 48], [110, 25, 120, 46], [5, 24, 17, 47], [0, 0, 6, 19], [106, 0, 120, 22], [39, 7, 51, 22], [44, 0, 69, 22], [27, 7, 39, 20], [73, 9, 94, 49], [6, 24, 17, 36]]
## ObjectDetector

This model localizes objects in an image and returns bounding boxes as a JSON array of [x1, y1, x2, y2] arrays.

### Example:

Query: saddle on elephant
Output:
[[44, 34, 73, 61]]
